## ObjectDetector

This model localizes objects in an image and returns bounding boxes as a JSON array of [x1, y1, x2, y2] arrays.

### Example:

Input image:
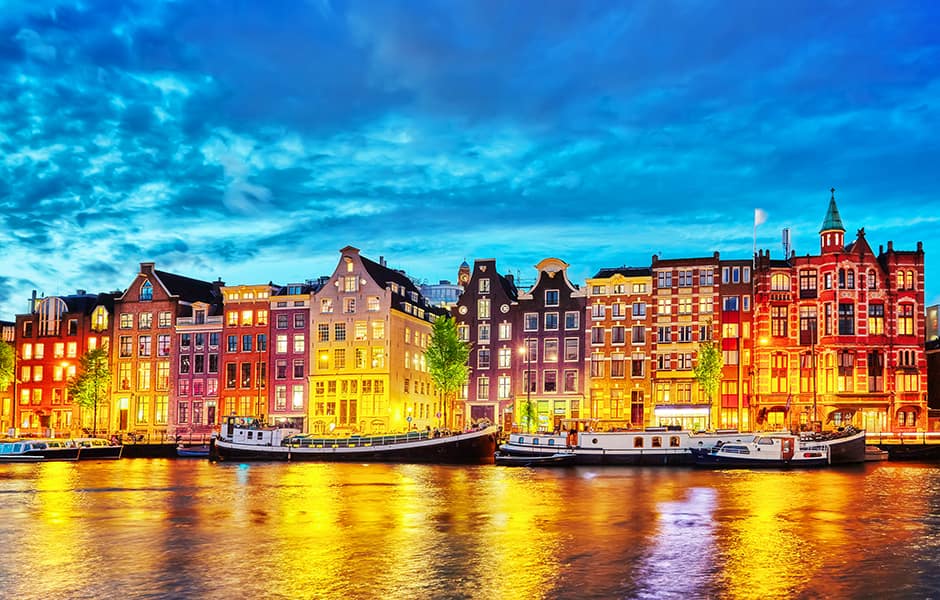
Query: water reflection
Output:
[[1, 462, 940, 599]]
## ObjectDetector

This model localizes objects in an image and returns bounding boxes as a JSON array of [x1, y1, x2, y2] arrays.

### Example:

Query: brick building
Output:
[[585, 267, 653, 425], [173, 300, 223, 437], [220, 283, 273, 420], [753, 192, 927, 432], [269, 282, 317, 428]]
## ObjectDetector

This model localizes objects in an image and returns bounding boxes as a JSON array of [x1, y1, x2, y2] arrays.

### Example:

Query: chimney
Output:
[[506, 273, 514, 285], [887, 241, 894, 252], [140, 262, 155, 275], [380, 256, 386, 267], [29, 289, 37, 313], [76, 289, 86, 295]]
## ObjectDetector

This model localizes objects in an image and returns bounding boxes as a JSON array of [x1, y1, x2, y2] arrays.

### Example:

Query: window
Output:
[[344, 276, 358, 292], [591, 327, 605, 345], [240, 310, 253, 326], [227, 335, 237, 352], [317, 324, 329, 342], [276, 335, 288, 353], [120, 314, 133, 329], [838, 352, 855, 392], [293, 360, 305, 379], [699, 269, 714, 286], [545, 290, 559, 306], [208, 354, 219, 374], [543, 371, 557, 392], [321, 298, 333, 313], [898, 304, 914, 336], [590, 353, 605, 377], [824, 273, 832, 290], [799, 270, 817, 298], [838, 303, 855, 335], [611, 302, 626, 319], [367, 296, 380, 312], [678, 325, 692, 343], [868, 304, 884, 335], [610, 354, 625, 378], [772, 306, 788, 337], [334, 348, 346, 369], [592, 304, 606, 319], [867, 269, 877, 290], [657, 299, 671, 316], [498, 322, 512, 340], [478, 299, 491, 319], [477, 376, 490, 399], [564, 338, 579, 361], [678, 270, 693, 287], [631, 354, 645, 377], [722, 297, 739, 311], [544, 312, 559, 330], [657, 326, 670, 343], [722, 267, 730, 284], [139, 312, 152, 329], [699, 297, 713, 314], [293, 334, 305, 353], [242, 335, 253, 352], [478, 324, 491, 342], [732, 267, 740, 283], [140, 281, 153, 301], [771, 353, 788, 393], [138, 336, 151, 357], [631, 326, 645, 344], [564, 370, 577, 393], [276, 314, 289, 329], [632, 283, 648, 293], [498, 347, 512, 368], [611, 326, 625, 345], [524, 313, 538, 331], [137, 364, 151, 390], [868, 351, 884, 392], [458, 324, 470, 342], [657, 271, 672, 289], [371, 321, 385, 340], [678, 298, 692, 315], [334, 323, 346, 341], [771, 273, 790, 291], [157, 334, 170, 357], [119, 336, 132, 358], [240, 363, 252, 388], [478, 348, 490, 369], [498, 375, 511, 399], [225, 363, 236, 388], [632, 303, 646, 318], [355, 322, 368, 341], [565, 311, 580, 330], [544, 339, 559, 362], [344, 298, 356, 313], [678, 353, 692, 370]]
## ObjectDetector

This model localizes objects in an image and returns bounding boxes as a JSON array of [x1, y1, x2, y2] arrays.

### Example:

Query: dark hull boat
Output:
[[213, 416, 498, 464], [494, 452, 576, 467]]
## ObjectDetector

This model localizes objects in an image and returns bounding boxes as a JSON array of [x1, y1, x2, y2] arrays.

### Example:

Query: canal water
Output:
[[1, 460, 939, 600]]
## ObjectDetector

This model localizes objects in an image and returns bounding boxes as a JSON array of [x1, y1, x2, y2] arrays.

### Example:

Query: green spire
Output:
[[820, 187, 845, 232]]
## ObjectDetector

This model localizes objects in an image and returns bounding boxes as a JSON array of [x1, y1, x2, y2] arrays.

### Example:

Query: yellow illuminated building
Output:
[[309, 247, 445, 434]]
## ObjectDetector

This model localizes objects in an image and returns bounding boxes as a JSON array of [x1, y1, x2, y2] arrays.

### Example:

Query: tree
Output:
[[693, 339, 724, 420], [425, 315, 470, 430], [520, 394, 538, 433], [68, 347, 111, 436], [0, 342, 13, 393]]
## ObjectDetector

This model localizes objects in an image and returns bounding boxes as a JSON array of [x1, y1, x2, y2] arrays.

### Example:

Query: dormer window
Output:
[[545, 290, 560, 306], [140, 281, 153, 301]]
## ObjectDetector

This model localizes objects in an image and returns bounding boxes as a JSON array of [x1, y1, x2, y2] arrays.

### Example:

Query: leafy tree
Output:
[[693, 339, 724, 407], [520, 395, 538, 433], [0, 342, 13, 393], [68, 347, 111, 436], [425, 315, 470, 430]]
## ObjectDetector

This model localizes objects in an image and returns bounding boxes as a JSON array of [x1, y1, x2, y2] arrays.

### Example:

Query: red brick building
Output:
[[173, 300, 223, 438], [112, 263, 220, 440], [753, 192, 927, 432], [269, 282, 316, 428], [220, 284, 273, 419], [14, 292, 115, 436]]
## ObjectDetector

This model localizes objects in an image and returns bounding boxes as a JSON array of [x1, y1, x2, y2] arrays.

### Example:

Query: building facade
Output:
[[220, 284, 273, 420], [585, 267, 653, 425], [0, 320, 13, 433], [173, 301, 223, 437], [514, 258, 587, 432], [309, 247, 444, 434], [14, 292, 114, 436], [452, 258, 519, 430], [269, 283, 316, 428], [650, 253, 721, 430], [112, 263, 220, 440], [717, 258, 754, 430], [753, 192, 927, 432]]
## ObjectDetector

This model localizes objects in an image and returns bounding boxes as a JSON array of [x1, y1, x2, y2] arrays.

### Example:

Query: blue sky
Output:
[[1, 0, 938, 319]]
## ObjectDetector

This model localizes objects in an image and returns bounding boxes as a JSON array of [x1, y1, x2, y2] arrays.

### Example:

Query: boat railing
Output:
[[865, 431, 940, 445], [284, 430, 433, 448]]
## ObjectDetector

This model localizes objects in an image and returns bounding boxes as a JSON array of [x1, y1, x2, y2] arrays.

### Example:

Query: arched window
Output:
[[140, 281, 153, 301], [771, 273, 790, 291], [846, 270, 855, 289], [38, 297, 68, 336], [838, 269, 846, 289], [905, 271, 914, 290], [91, 305, 109, 332], [867, 269, 877, 290]]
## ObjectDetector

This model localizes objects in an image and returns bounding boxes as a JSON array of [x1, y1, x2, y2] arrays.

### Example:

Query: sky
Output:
[[1, 0, 939, 319]]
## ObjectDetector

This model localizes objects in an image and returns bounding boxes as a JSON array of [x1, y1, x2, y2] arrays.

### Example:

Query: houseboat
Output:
[[0, 439, 80, 462], [73, 438, 124, 460], [497, 419, 756, 466], [212, 416, 498, 464], [691, 427, 866, 468]]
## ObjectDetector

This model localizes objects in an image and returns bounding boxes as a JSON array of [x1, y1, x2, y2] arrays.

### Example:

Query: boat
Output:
[[0, 439, 80, 462], [176, 444, 211, 458], [691, 427, 867, 468], [212, 416, 498, 463], [691, 435, 831, 468], [494, 451, 576, 467], [73, 437, 124, 460], [864, 446, 889, 461], [497, 419, 756, 466]]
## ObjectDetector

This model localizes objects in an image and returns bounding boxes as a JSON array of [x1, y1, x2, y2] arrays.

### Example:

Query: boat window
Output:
[[548, 439, 554, 446], [532, 438, 539, 445], [633, 437, 644, 448], [670, 436, 680, 447], [757, 437, 774, 445], [247, 431, 253, 440], [652, 436, 662, 448]]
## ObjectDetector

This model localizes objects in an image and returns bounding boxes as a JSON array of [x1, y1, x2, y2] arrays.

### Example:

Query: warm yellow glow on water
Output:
[[0, 461, 939, 598]]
